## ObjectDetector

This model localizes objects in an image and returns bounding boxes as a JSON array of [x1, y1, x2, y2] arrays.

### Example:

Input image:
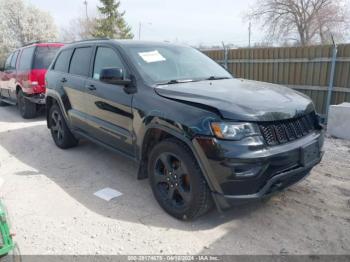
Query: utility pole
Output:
[[138, 22, 141, 40], [248, 22, 252, 48], [138, 22, 152, 40], [83, 0, 89, 20]]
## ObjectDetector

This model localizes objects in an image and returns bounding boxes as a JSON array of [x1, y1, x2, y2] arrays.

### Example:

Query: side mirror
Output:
[[100, 68, 131, 86]]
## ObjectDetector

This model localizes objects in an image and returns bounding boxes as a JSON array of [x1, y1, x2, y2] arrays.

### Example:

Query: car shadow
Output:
[[0, 119, 268, 231], [0, 105, 45, 123]]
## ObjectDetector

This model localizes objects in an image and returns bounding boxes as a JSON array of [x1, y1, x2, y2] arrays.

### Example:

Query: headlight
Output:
[[210, 122, 259, 140]]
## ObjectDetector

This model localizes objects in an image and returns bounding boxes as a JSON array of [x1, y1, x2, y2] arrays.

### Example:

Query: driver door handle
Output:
[[86, 84, 96, 91], [60, 77, 67, 83]]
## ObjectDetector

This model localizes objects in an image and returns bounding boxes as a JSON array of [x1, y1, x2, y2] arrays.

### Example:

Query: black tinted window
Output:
[[33, 46, 61, 69], [54, 49, 73, 73], [19, 47, 35, 71], [11, 51, 19, 69], [69, 47, 92, 77], [93, 47, 125, 80], [4, 53, 13, 70]]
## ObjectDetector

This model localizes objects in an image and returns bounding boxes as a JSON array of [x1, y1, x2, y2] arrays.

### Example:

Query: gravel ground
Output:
[[0, 105, 349, 255]]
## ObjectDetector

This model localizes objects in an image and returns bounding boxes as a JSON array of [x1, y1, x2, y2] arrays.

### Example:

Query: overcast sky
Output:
[[25, 0, 263, 46]]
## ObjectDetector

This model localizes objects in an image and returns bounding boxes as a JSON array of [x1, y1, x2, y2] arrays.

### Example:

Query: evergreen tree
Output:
[[93, 0, 133, 39]]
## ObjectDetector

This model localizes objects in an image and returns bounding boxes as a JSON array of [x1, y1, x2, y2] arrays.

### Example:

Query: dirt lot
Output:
[[0, 105, 349, 255]]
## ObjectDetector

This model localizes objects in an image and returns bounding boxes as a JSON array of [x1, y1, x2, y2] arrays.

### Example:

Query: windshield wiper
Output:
[[156, 76, 230, 86], [157, 79, 195, 86], [206, 76, 231, 81]]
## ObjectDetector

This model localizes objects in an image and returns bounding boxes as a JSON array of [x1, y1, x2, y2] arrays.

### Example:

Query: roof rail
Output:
[[22, 41, 63, 47], [68, 38, 110, 44], [23, 41, 42, 47]]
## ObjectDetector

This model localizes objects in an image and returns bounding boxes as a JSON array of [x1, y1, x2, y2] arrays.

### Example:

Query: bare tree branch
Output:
[[247, 0, 350, 46]]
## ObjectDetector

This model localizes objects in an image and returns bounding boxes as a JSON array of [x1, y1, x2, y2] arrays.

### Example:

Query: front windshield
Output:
[[124, 45, 232, 84]]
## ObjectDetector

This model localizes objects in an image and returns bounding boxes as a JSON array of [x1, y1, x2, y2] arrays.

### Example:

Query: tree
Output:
[[21, 5, 58, 44], [0, 0, 58, 64], [92, 0, 133, 39], [248, 0, 350, 46], [61, 18, 98, 42]]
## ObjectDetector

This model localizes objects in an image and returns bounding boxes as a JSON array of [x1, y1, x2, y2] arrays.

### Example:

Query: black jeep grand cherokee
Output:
[[45, 39, 324, 220]]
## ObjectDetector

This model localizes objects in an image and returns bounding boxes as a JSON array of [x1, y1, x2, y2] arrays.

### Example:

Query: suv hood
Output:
[[154, 79, 314, 122]]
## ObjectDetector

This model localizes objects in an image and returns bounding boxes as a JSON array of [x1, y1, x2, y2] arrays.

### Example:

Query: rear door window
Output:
[[18, 47, 35, 71], [69, 47, 92, 77], [10, 51, 19, 69], [53, 49, 73, 73], [4, 53, 13, 70], [33, 46, 62, 69]]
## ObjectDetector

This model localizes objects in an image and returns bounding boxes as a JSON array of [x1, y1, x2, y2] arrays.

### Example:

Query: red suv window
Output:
[[18, 47, 35, 71], [10, 51, 19, 69], [33, 46, 62, 69]]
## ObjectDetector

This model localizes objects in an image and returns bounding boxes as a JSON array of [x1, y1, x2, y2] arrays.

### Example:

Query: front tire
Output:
[[148, 138, 213, 220], [17, 90, 36, 119], [49, 104, 78, 149]]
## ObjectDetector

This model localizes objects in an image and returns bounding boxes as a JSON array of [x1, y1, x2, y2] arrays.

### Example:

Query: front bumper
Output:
[[193, 130, 324, 209]]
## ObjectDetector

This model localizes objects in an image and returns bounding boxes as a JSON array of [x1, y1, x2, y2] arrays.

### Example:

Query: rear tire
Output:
[[148, 138, 213, 220], [49, 104, 78, 149], [17, 90, 36, 119], [0, 95, 9, 106], [0, 100, 8, 106]]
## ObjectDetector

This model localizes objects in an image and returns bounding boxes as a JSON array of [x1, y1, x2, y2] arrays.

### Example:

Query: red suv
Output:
[[0, 42, 63, 118]]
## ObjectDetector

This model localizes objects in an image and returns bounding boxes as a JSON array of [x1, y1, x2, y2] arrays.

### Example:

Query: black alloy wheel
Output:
[[49, 104, 78, 149], [148, 139, 213, 220], [153, 152, 192, 208], [51, 109, 64, 143]]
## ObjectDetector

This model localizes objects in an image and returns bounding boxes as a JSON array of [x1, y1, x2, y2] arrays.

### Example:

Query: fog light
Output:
[[225, 162, 266, 178]]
